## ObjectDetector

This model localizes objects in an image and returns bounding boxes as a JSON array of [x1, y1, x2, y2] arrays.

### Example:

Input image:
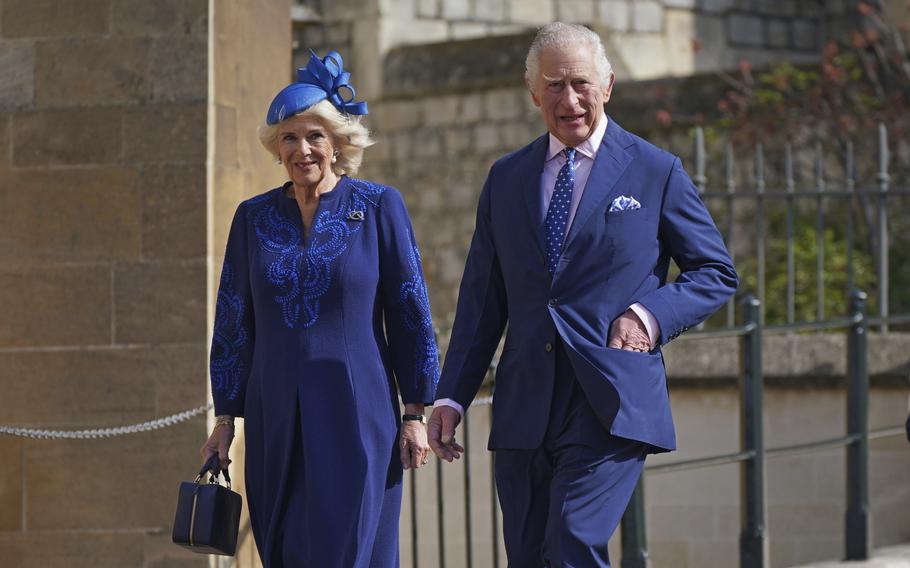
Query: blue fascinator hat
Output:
[[266, 50, 368, 125]]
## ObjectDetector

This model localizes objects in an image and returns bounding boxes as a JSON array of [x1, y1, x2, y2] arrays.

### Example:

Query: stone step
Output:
[[789, 545, 910, 567]]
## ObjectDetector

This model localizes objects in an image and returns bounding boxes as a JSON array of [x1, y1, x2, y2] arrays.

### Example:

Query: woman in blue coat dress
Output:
[[200, 51, 440, 567]]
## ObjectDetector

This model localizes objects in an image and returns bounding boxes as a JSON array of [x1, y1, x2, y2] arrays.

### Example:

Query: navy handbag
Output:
[[172, 456, 242, 556]]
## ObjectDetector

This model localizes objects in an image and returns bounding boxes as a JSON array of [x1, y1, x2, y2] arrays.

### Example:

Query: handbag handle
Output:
[[195, 455, 233, 489]]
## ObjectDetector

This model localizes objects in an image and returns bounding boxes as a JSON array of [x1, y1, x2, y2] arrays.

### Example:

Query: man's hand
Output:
[[607, 309, 651, 352], [427, 406, 465, 462]]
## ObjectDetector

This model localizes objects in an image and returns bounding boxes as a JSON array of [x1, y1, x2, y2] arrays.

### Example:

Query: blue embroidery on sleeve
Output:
[[211, 262, 248, 401], [399, 239, 440, 388], [248, 180, 386, 328]]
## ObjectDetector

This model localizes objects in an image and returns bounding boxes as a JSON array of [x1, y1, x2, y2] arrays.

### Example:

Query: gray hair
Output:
[[524, 22, 613, 93], [258, 100, 374, 176]]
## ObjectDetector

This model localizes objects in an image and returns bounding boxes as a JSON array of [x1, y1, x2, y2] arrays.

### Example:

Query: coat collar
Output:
[[519, 134, 551, 261]]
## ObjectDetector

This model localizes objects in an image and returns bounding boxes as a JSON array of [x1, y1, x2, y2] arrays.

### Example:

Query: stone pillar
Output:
[[0, 0, 290, 565], [210, 1, 292, 565]]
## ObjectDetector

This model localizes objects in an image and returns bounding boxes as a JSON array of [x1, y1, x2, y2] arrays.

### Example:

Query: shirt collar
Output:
[[546, 113, 608, 162]]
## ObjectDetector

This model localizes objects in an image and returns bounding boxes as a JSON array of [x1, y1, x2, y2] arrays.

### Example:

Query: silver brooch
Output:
[[347, 210, 365, 221]]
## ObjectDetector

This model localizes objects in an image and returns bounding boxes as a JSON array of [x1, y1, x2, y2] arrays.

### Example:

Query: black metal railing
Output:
[[617, 291, 910, 568], [688, 123, 908, 331], [402, 291, 909, 568]]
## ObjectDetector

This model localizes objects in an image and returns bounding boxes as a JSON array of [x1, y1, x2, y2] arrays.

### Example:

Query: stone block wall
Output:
[[210, 1, 293, 565], [0, 1, 209, 565], [360, 84, 539, 319], [293, 0, 861, 95], [0, 0, 290, 566]]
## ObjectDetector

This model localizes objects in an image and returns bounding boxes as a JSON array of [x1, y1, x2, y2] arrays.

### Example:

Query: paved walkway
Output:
[[791, 545, 910, 567]]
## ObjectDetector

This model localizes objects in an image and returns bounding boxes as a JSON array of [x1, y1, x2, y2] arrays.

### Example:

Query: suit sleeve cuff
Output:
[[630, 303, 661, 349], [433, 398, 465, 418]]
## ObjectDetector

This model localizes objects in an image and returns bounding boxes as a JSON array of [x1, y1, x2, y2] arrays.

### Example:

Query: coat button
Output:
[[547, 298, 558, 307], [545, 342, 553, 352]]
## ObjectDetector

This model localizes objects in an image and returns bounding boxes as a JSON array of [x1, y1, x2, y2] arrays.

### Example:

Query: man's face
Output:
[[529, 44, 613, 148]]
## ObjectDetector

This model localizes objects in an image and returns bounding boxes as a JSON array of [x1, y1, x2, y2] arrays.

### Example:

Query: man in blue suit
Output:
[[428, 22, 737, 567]]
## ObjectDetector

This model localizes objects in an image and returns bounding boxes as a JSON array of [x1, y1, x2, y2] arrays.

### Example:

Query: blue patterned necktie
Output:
[[544, 147, 576, 276]]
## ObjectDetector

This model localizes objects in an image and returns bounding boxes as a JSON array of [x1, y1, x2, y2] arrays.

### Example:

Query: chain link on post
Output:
[[740, 295, 767, 568], [845, 289, 870, 560], [0, 403, 212, 439]]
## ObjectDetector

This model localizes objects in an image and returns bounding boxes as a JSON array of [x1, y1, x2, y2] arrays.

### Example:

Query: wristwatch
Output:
[[402, 414, 425, 424]]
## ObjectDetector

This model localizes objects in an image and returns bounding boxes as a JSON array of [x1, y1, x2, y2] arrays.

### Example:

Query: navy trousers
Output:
[[494, 341, 646, 567]]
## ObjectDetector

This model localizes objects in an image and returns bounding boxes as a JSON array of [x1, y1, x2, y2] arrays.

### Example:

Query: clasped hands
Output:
[[200, 411, 434, 472], [428, 309, 650, 461]]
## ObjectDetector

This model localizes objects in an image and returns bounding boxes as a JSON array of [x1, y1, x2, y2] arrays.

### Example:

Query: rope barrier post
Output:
[[740, 295, 767, 568], [846, 290, 870, 560]]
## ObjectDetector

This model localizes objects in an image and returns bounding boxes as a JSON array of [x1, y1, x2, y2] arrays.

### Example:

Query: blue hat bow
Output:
[[266, 50, 368, 125]]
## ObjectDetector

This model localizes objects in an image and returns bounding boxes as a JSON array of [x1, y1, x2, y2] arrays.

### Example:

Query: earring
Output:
[[331, 150, 339, 164], [276, 157, 282, 164]]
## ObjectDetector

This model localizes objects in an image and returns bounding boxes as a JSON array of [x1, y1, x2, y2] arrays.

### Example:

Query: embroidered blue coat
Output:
[[210, 176, 439, 567]]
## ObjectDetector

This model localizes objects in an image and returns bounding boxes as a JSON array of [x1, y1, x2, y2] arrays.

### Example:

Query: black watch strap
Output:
[[402, 414, 425, 423]]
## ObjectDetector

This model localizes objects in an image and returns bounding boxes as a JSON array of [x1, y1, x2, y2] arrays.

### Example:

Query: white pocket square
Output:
[[609, 196, 641, 212]]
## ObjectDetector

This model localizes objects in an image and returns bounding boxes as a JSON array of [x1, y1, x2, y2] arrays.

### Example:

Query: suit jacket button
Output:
[[547, 298, 558, 307], [545, 342, 553, 352]]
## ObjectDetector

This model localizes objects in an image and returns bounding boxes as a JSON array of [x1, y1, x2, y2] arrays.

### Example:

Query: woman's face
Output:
[[277, 114, 337, 191]]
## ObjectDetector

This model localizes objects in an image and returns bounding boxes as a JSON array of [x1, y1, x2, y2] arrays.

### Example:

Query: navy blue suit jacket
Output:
[[436, 118, 737, 453]]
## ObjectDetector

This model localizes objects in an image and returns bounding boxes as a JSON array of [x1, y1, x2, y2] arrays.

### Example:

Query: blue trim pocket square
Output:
[[608, 195, 642, 212]]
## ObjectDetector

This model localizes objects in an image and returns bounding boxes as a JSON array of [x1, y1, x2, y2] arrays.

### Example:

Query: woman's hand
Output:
[[399, 419, 431, 470], [200, 421, 234, 472]]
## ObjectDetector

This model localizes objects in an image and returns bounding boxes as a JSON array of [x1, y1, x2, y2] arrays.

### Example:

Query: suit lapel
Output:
[[562, 118, 634, 253], [518, 134, 550, 260]]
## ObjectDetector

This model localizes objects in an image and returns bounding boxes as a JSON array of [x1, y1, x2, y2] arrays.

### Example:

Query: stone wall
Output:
[[0, 0, 290, 566], [293, 0, 861, 95], [360, 84, 538, 318], [210, 1, 294, 565]]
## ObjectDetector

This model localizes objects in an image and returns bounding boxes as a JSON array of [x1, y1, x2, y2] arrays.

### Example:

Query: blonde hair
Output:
[[258, 100, 374, 176], [525, 22, 613, 94]]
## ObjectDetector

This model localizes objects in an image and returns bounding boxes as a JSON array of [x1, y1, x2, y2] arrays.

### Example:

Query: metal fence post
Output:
[[725, 142, 736, 327], [754, 145, 766, 325], [694, 126, 707, 193], [621, 476, 649, 568], [695, 127, 707, 331], [410, 468, 419, 567], [815, 141, 826, 323], [437, 456, 446, 568], [844, 141, 855, 299], [784, 143, 795, 324], [740, 295, 767, 568], [463, 412, 473, 568], [845, 289, 870, 560], [876, 124, 889, 332]]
